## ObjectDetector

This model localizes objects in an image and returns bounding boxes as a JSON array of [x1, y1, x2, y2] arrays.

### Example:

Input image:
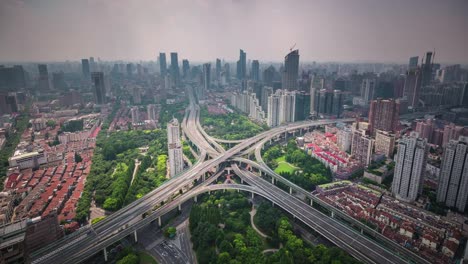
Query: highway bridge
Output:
[[31, 86, 429, 264]]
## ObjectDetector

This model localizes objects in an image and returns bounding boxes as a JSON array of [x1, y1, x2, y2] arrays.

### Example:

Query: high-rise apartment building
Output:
[[415, 119, 435, 143], [147, 104, 157, 121], [375, 130, 396, 158], [131, 107, 139, 124], [126, 63, 133, 77], [182, 59, 190, 79], [337, 127, 352, 152], [442, 123, 464, 147], [167, 118, 184, 177], [267, 93, 281, 127], [392, 132, 428, 202], [159, 52, 167, 76], [279, 90, 296, 124], [260, 86, 273, 112], [368, 99, 399, 136], [437, 136, 468, 212], [282, 50, 299, 91], [351, 129, 374, 165], [91, 72, 106, 104]]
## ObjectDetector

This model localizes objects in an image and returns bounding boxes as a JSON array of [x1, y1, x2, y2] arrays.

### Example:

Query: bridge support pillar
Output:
[[271, 178, 275, 184], [289, 187, 292, 194], [310, 199, 313, 206], [360, 229, 364, 235], [241, 179, 244, 184], [202, 174, 206, 182], [270, 139, 272, 144], [194, 196, 198, 203], [134, 230, 138, 242], [284, 132, 287, 139], [331, 211, 335, 218], [103, 247, 108, 262], [178, 204, 182, 211], [158, 216, 162, 227], [251, 192, 254, 199]]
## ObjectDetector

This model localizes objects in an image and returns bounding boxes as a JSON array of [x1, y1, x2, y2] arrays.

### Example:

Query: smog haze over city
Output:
[[1, 1, 468, 264], [1, 0, 467, 63]]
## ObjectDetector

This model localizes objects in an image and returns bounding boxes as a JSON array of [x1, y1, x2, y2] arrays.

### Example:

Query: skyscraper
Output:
[[167, 118, 184, 177], [38, 64, 49, 90], [126, 63, 133, 77], [91, 72, 106, 104], [421, 51, 433, 87], [360, 78, 375, 102], [159, 53, 167, 76], [81, 59, 90, 79], [263, 65, 276, 86], [392, 132, 428, 202], [404, 67, 422, 109], [182, 59, 190, 80], [201, 63, 211, 99], [332, 90, 343, 117], [260, 86, 273, 112], [237, 49, 246, 80], [251, 60, 260, 82], [224, 63, 231, 83], [408, 56, 419, 70], [442, 123, 464, 147], [294, 91, 310, 121], [368, 99, 399, 136], [310, 79, 317, 116], [170, 52, 180, 86], [282, 50, 299, 91], [215, 58, 221, 80], [437, 136, 468, 212]]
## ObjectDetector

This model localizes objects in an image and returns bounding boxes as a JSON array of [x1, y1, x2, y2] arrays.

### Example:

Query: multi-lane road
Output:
[[31, 86, 428, 264]]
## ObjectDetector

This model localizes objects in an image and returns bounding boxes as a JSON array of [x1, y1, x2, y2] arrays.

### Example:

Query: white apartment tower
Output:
[[392, 132, 428, 202], [437, 136, 468, 212], [167, 118, 184, 177]]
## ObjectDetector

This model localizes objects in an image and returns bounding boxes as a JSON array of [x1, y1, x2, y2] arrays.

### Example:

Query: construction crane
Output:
[[290, 43, 296, 52]]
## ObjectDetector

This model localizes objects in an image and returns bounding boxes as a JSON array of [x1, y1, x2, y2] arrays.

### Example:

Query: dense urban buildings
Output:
[[0, 4, 467, 262]]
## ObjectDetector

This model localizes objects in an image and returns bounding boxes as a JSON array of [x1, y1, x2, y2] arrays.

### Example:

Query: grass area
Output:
[[200, 105, 267, 140], [138, 251, 158, 264], [274, 156, 297, 174]]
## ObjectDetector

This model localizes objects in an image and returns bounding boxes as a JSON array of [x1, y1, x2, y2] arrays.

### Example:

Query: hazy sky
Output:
[[1, 0, 467, 63]]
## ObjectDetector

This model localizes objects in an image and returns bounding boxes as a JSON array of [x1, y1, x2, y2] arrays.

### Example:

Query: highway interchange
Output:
[[31, 86, 430, 264]]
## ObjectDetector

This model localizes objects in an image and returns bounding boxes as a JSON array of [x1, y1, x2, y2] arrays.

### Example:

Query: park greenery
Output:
[[75, 129, 169, 222], [0, 114, 30, 190], [182, 140, 196, 164], [159, 100, 188, 127], [263, 139, 332, 190], [61, 119, 84, 132], [190, 191, 359, 264], [200, 106, 267, 140]]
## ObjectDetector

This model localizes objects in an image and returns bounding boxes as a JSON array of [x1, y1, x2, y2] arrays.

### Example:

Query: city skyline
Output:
[[1, 0, 467, 63]]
